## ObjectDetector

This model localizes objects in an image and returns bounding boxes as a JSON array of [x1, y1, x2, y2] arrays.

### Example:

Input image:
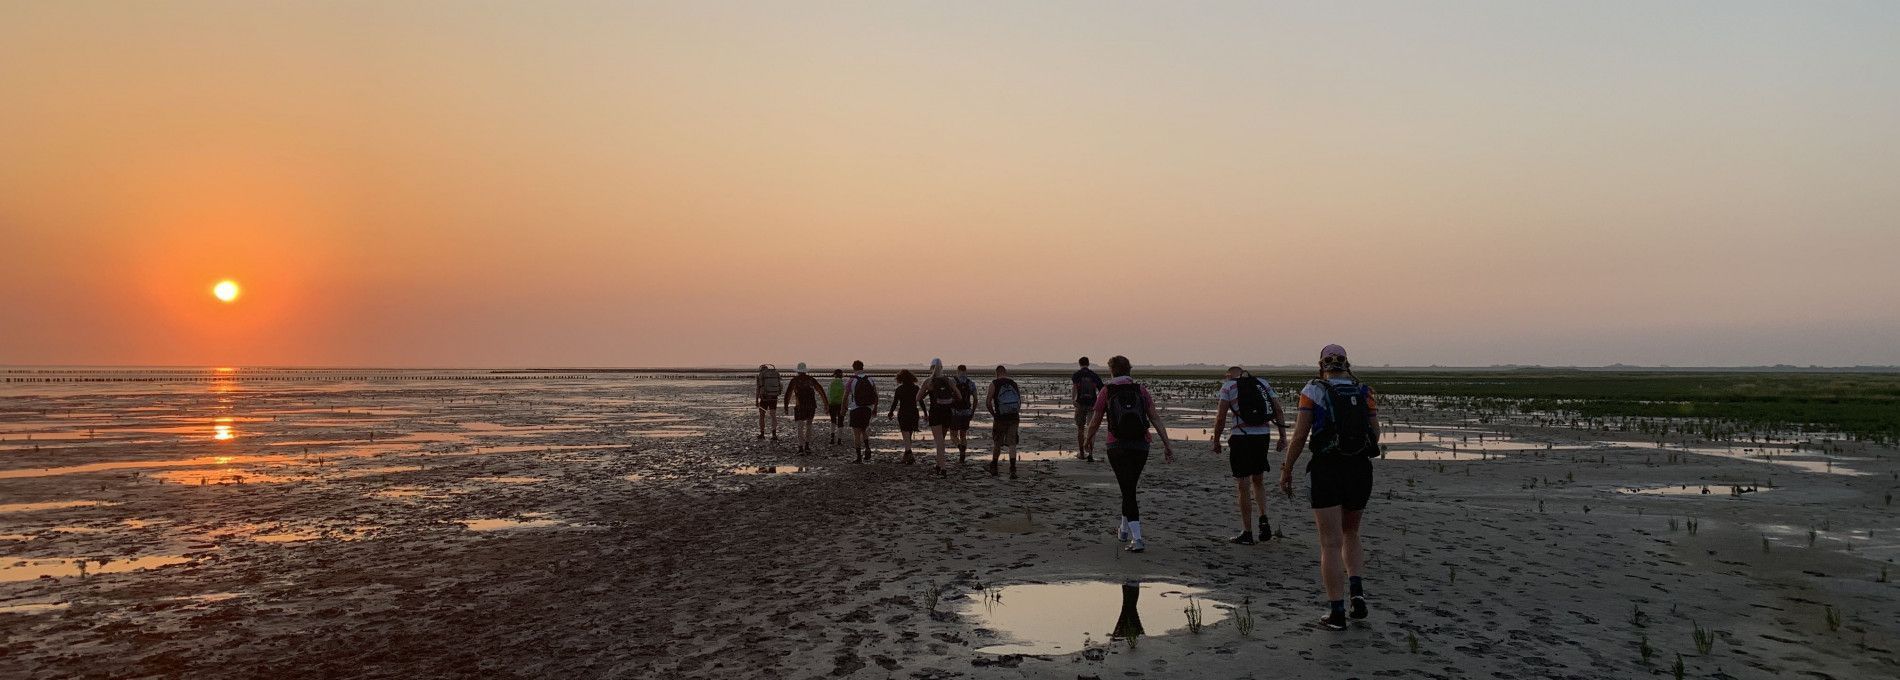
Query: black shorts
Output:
[[793, 402, 817, 422], [927, 405, 953, 428], [899, 409, 921, 433], [828, 403, 845, 426], [849, 408, 873, 429], [1307, 455, 1373, 511], [1227, 434, 1271, 478], [951, 409, 974, 430], [757, 396, 777, 411]]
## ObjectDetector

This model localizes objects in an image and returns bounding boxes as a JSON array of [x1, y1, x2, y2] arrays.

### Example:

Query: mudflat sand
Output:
[[2, 369, 1895, 679]]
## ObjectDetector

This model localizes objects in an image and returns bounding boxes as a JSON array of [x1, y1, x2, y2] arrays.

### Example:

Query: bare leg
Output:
[[1234, 478, 1253, 533], [1342, 510, 1365, 577], [1251, 475, 1270, 518], [1313, 507, 1347, 601], [932, 425, 947, 470]]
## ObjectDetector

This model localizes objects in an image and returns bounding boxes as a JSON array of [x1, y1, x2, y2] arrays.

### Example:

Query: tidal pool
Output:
[[959, 580, 1230, 655]]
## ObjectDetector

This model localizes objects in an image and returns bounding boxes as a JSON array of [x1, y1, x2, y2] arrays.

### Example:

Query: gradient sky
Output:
[[4, 1, 1897, 368]]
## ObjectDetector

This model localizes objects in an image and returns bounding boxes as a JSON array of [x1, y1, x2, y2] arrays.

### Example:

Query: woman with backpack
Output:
[[986, 365, 1023, 478], [1082, 355, 1176, 553], [1279, 344, 1380, 631], [920, 359, 963, 477], [887, 369, 923, 465]]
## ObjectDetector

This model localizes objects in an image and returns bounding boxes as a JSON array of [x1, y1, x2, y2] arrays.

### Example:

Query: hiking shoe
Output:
[[1349, 595, 1369, 620], [1318, 611, 1347, 631], [1125, 538, 1146, 553], [1258, 516, 1271, 540], [1008, 464, 1017, 480], [987, 462, 998, 476], [935, 467, 947, 478], [1230, 531, 1256, 545]]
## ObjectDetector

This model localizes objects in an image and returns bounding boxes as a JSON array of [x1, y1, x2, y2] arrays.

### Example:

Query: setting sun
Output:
[[212, 280, 240, 303]]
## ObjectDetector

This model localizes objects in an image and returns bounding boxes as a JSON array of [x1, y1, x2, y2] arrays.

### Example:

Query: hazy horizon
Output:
[[5, 2, 1898, 369]]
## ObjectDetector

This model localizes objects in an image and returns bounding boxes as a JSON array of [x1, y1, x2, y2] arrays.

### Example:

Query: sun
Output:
[[212, 280, 240, 303]]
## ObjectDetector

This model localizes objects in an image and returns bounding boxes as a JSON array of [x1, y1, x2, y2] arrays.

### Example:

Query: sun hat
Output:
[[796, 362, 808, 374], [930, 358, 943, 368]]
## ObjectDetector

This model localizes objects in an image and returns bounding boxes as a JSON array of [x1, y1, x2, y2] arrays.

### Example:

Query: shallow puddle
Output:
[[0, 454, 296, 480], [1650, 443, 1869, 476], [1618, 484, 1775, 497], [0, 500, 118, 513], [959, 580, 1230, 655], [0, 555, 193, 582], [467, 476, 545, 484], [731, 465, 807, 475], [0, 601, 70, 615], [461, 515, 563, 531]]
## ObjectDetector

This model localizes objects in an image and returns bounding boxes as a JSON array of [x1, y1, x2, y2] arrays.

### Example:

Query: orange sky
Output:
[[4, 2, 1897, 367]]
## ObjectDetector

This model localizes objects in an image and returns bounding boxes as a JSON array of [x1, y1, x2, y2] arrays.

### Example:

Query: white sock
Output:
[[1118, 517, 1128, 535], [1128, 520, 1143, 541]]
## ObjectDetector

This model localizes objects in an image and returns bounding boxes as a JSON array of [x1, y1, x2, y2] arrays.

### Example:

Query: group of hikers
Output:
[[753, 345, 1380, 631]]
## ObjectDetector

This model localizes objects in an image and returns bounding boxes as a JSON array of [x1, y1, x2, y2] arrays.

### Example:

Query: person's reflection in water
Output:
[[1111, 581, 1144, 643]]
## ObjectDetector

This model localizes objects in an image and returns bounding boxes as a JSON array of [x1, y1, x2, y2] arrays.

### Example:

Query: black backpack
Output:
[[1104, 383, 1150, 442], [1311, 379, 1375, 458], [852, 377, 877, 411], [928, 376, 957, 406], [953, 376, 977, 409], [1232, 375, 1272, 427], [1075, 370, 1103, 406]]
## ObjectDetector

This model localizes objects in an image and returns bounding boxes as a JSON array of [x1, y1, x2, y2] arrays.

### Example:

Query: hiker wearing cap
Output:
[[1280, 344, 1381, 631], [826, 369, 847, 447], [950, 364, 978, 460], [782, 363, 828, 454], [986, 365, 1024, 478], [888, 369, 924, 465], [1072, 357, 1104, 461], [755, 364, 782, 441], [1212, 366, 1289, 544], [1082, 355, 1176, 553], [920, 359, 964, 476], [843, 361, 878, 462]]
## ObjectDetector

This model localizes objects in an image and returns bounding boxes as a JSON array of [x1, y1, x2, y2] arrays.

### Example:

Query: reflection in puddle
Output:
[[467, 476, 545, 484], [0, 555, 192, 582], [959, 580, 1229, 655], [0, 500, 117, 513]]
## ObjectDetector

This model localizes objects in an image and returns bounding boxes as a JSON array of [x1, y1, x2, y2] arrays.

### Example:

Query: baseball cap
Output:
[[1321, 344, 1348, 360]]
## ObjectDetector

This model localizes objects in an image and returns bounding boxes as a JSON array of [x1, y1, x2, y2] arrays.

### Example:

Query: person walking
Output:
[[1072, 357, 1104, 460], [1279, 344, 1380, 631], [1082, 355, 1175, 552], [986, 365, 1024, 478], [920, 359, 962, 475], [782, 363, 828, 454], [755, 364, 782, 441], [1211, 366, 1288, 544], [844, 361, 878, 462], [887, 369, 923, 465], [950, 364, 978, 460], [826, 369, 847, 447]]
